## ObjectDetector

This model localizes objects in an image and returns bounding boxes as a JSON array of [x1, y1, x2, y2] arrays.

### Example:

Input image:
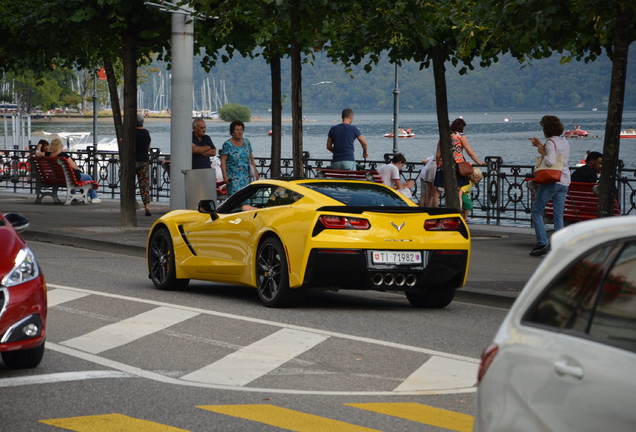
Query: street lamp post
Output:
[[392, 63, 400, 155]]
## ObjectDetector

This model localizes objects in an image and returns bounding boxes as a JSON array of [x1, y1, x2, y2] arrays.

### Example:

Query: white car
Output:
[[474, 216, 636, 432]]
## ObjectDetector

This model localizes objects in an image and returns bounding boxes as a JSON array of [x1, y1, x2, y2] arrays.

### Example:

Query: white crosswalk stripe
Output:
[[181, 328, 329, 386], [60, 306, 200, 354], [393, 356, 477, 392], [47, 288, 90, 307]]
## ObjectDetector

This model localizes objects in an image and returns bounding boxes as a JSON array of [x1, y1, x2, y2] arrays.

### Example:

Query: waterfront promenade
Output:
[[3, 148, 636, 227], [1, 191, 540, 306]]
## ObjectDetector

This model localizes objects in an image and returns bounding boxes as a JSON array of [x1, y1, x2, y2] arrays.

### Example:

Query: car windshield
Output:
[[301, 181, 409, 206], [217, 185, 303, 213]]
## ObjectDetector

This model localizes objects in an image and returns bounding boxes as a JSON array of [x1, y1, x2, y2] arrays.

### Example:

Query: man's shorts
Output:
[[331, 160, 357, 170]]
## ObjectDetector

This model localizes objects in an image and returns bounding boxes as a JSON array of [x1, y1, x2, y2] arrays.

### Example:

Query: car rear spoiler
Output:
[[316, 206, 461, 215]]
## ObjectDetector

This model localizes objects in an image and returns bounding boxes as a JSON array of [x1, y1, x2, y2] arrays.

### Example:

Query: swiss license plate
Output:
[[372, 251, 422, 265]]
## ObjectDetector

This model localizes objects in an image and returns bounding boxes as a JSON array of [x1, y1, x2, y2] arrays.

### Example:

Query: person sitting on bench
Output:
[[571, 151, 602, 183], [37, 138, 101, 203]]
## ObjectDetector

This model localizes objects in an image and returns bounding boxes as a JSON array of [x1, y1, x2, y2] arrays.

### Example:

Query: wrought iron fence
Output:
[[2, 147, 635, 227]]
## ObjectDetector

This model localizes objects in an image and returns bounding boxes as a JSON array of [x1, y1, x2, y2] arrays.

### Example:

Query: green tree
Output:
[[195, 0, 288, 176], [325, 0, 492, 210], [0, 0, 171, 226], [218, 103, 251, 122], [195, 0, 340, 177], [477, 0, 636, 217]]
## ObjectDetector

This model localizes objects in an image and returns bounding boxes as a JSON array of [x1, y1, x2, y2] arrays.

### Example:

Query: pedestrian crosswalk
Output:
[[46, 285, 479, 395], [40, 403, 474, 432]]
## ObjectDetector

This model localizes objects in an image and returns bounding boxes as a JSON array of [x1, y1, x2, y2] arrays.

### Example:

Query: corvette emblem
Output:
[[391, 221, 405, 232]]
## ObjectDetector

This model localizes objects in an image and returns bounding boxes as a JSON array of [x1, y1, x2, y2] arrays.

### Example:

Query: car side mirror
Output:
[[198, 200, 219, 220], [4, 213, 30, 233]]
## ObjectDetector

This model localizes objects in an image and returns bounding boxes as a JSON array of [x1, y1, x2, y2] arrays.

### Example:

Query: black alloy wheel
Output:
[[148, 226, 190, 291], [255, 237, 305, 307]]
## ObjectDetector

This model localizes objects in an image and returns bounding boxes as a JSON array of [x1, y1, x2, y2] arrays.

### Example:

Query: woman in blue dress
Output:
[[220, 120, 260, 195]]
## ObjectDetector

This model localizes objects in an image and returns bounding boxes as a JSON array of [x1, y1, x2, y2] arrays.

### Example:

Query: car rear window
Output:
[[524, 241, 636, 352], [301, 181, 409, 206]]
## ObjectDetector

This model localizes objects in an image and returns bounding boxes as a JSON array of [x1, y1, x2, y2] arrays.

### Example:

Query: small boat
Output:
[[565, 128, 589, 138], [384, 128, 415, 138], [32, 131, 119, 152], [620, 130, 636, 139], [32, 131, 92, 149], [93, 137, 119, 152]]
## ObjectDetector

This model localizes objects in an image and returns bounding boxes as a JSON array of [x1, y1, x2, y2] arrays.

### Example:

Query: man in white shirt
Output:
[[378, 153, 415, 198]]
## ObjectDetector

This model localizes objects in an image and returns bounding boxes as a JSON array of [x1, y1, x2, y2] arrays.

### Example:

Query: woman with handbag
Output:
[[529, 115, 571, 257], [434, 118, 484, 205]]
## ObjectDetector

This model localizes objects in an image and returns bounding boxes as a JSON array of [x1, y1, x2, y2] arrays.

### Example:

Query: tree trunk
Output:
[[598, 7, 631, 218], [270, 54, 282, 178], [290, 1, 303, 177], [432, 47, 460, 210], [120, 33, 138, 227], [103, 57, 123, 142]]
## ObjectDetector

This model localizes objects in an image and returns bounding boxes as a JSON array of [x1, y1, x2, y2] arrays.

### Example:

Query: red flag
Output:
[[97, 68, 107, 81]]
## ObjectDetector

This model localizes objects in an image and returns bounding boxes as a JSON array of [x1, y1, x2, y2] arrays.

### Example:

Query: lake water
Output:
[[9, 109, 636, 168]]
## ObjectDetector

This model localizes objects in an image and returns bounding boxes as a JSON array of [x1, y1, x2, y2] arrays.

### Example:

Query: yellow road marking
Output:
[[198, 404, 381, 432], [346, 403, 474, 432], [40, 413, 190, 432]]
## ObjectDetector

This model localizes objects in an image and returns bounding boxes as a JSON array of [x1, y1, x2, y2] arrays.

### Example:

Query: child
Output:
[[460, 167, 483, 221]]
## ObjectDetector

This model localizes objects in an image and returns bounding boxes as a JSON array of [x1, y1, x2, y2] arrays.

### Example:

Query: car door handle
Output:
[[554, 359, 584, 379]]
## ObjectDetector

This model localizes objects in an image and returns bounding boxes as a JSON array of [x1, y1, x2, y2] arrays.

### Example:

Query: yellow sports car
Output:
[[146, 178, 471, 308]]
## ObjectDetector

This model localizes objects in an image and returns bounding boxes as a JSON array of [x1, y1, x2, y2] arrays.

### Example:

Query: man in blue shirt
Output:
[[192, 118, 216, 169], [326, 108, 369, 170]]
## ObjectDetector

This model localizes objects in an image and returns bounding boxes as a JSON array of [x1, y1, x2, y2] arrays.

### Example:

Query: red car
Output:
[[0, 213, 46, 369]]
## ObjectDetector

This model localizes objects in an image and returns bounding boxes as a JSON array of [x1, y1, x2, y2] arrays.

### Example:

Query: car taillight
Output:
[[319, 215, 370, 230], [348, 218, 370, 229], [424, 217, 462, 231], [477, 343, 499, 384]]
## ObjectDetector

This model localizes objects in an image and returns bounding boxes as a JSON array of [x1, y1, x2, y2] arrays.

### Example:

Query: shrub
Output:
[[218, 103, 251, 122]]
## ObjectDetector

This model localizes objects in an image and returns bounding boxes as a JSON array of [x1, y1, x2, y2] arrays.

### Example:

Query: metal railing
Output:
[[2, 147, 635, 227]]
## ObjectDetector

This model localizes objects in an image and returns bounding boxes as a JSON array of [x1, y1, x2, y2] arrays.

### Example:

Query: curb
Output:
[[22, 231, 146, 258]]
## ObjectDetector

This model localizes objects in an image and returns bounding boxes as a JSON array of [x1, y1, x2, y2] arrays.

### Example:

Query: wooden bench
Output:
[[29, 156, 99, 205], [316, 168, 383, 183], [545, 181, 620, 223]]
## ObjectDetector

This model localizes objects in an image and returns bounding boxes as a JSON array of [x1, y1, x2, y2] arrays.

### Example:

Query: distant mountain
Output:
[[139, 48, 635, 113]]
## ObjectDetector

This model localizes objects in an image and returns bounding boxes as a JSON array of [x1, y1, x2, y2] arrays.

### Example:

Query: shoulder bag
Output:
[[534, 140, 563, 184], [457, 161, 473, 176]]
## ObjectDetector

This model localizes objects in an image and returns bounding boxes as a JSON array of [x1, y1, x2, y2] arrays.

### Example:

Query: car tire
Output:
[[406, 287, 455, 308], [148, 226, 190, 291], [256, 237, 305, 308], [1, 340, 45, 369]]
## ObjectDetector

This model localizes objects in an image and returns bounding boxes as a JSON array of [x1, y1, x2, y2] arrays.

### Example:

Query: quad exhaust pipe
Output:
[[371, 272, 418, 287]]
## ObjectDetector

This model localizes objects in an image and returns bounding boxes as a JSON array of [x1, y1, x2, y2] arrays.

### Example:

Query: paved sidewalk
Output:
[[1, 192, 541, 303]]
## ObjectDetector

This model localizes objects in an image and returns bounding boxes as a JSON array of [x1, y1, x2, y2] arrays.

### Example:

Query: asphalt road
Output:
[[1, 241, 510, 431]]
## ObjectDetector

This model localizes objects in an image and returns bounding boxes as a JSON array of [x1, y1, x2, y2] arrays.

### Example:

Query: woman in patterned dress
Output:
[[433, 118, 484, 204], [220, 120, 260, 195]]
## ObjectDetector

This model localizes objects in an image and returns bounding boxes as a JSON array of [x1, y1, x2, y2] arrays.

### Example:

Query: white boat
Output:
[[384, 128, 415, 138], [620, 130, 636, 139], [32, 131, 119, 152], [94, 137, 119, 152], [32, 131, 91, 150]]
